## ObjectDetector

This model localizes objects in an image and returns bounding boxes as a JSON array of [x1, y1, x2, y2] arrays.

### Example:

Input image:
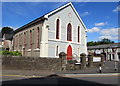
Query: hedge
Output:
[[0, 51, 22, 56]]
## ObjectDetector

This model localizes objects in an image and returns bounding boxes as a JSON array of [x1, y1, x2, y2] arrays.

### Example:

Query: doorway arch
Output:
[[67, 45, 72, 60]]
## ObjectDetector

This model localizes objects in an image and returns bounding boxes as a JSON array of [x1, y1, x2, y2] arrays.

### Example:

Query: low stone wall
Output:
[[1, 53, 105, 71], [2, 56, 62, 71], [93, 62, 102, 67]]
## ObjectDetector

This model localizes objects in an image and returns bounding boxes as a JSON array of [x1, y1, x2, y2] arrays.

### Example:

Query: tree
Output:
[[87, 41, 94, 46], [1, 27, 14, 37], [100, 38, 114, 44], [87, 38, 114, 46]]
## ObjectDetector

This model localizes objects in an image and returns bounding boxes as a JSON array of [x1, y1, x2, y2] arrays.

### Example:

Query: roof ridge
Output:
[[15, 2, 87, 34]]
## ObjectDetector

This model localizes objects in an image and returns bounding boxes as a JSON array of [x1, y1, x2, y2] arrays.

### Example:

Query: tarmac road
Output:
[[1, 73, 119, 85]]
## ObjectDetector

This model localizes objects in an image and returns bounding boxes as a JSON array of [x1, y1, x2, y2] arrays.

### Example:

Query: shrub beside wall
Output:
[[0, 51, 22, 56]]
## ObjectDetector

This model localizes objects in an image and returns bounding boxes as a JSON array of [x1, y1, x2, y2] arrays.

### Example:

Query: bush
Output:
[[0, 51, 3, 55], [0, 51, 22, 56], [13, 51, 22, 56], [2, 51, 10, 55]]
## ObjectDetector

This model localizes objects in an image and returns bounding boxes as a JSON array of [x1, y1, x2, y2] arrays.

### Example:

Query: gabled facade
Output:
[[13, 2, 87, 59]]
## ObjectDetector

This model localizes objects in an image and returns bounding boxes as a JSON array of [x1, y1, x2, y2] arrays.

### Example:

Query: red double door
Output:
[[67, 45, 72, 60]]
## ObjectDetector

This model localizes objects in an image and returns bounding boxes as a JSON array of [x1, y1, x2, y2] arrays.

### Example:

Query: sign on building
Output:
[[93, 57, 101, 62], [95, 50, 101, 54]]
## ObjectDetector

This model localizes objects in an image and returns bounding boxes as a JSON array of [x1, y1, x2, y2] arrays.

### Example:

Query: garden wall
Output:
[[1, 53, 105, 71], [2, 56, 62, 71]]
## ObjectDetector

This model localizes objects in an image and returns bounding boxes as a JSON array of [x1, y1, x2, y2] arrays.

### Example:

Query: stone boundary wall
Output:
[[1, 53, 105, 71], [2, 56, 62, 71]]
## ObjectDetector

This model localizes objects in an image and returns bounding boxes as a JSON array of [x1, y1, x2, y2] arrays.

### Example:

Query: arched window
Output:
[[78, 26, 80, 42], [37, 27, 40, 48], [30, 30, 32, 49], [56, 46, 59, 56], [67, 23, 72, 41], [15, 35, 17, 47], [24, 32, 26, 47], [56, 19, 60, 39]]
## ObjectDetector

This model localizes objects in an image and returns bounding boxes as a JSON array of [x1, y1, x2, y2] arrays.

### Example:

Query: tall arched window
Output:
[[78, 26, 80, 42], [56, 19, 60, 39], [15, 35, 17, 47], [37, 27, 40, 48], [67, 23, 72, 41], [24, 32, 26, 47], [30, 30, 32, 49]]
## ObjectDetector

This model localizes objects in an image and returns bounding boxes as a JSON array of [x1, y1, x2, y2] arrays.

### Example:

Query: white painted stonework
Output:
[[41, 2, 87, 58]]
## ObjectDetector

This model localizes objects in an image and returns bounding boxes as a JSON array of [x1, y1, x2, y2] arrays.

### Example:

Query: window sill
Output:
[[27, 49, 31, 52], [67, 40, 72, 42], [34, 48, 40, 51]]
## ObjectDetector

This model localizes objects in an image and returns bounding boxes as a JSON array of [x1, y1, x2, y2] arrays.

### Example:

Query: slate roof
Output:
[[3, 34, 13, 40], [0, 32, 2, 38], [88, 43, 120, 50], [0, 32, 2, 42], [14, 2, 87, 34]]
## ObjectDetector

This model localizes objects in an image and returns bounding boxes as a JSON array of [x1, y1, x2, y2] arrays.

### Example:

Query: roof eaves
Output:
[[14, 16, 45, 34], [88, 43, 120, 49], [44, 2, 71, 18], [15, 2, 87, 34], [70, 2, 87, 31]]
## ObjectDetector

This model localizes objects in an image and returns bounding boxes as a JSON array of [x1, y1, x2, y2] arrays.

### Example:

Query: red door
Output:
[[67, 45, 72, 60]]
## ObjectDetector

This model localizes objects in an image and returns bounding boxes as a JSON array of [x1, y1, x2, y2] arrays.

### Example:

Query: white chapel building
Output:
[[13, 2, 87, 60]]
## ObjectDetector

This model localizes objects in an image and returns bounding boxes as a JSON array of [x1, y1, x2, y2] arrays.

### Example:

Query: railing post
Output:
[[80, 53, 86, 69], [88, 53, 93, 68], [59, 52, 67, 71], [100, 54, 105, 66]]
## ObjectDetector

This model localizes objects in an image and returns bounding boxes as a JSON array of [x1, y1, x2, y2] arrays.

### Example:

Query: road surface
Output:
[[1, 73, 119, 85]]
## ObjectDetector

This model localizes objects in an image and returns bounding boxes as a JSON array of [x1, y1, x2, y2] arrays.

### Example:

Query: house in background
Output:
[[13, 2, 87, 59], [2, 34, 13, 51], [0, 32, 4, 51], [88, 43, 120, 61]]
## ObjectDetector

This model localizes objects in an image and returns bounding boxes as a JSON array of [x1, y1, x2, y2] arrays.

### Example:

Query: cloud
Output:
[[95, 22, 107, 26], [80, 12, 90, 17], [99, 36, 118, 40], [88, 27, 119, 41], [99, 28, 119, 40], [100, 28, 118, 36], [113, 5, 120, 12], [88, 27, 100, 33]]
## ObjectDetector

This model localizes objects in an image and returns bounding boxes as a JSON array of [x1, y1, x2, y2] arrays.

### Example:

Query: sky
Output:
[[1, 2, 119, 43]]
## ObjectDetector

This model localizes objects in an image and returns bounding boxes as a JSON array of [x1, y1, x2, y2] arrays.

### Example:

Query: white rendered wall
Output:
[[46, 5, 87, 58]]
